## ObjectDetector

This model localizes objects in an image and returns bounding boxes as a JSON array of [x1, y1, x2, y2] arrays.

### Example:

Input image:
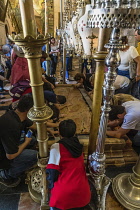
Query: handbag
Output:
[[9, 80, 30, 99]]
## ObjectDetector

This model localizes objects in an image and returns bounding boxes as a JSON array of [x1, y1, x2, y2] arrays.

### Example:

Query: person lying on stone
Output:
[[45, 92, 70, 123], [106, 101, 140, 144], [73, 73, 93, 93], [87, 74, 95, 97]]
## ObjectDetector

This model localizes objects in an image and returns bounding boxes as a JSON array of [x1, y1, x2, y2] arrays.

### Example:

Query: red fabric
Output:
[[47, 164, 60, 171], [11, 57, 30, 85], [47, 144, 91, 210]]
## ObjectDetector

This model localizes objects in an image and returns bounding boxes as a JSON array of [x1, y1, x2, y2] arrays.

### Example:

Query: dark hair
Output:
[[74, 73, 85, 81], [50, 37, 55, 42], [120, 36, 128, 44], [16, 94, 33, 112], [109, 105, 125, 121], [56, 95, 66, 104], [59, 119, 76, 138]]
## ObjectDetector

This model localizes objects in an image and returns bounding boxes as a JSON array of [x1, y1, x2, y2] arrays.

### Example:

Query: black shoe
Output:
[[0, 177, 21, 187]]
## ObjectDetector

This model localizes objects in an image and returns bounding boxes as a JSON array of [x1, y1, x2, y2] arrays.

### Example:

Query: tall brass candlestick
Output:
[[88, 28, 111, 155], [19, 0, 37, 37], [17, 0, 53, 208]]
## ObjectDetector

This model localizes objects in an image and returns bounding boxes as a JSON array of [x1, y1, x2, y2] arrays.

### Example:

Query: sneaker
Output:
[[0, 177, 21, 187]]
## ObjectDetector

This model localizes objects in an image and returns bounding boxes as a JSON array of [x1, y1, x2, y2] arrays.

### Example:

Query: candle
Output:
[[19, 0, 37, 38]]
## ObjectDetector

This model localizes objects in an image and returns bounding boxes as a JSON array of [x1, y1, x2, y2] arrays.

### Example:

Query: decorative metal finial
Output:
[[89, 27, 125, 210]]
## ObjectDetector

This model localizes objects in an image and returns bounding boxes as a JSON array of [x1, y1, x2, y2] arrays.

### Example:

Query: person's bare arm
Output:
[[54, 103, 72, 110], [0, 75, 6, 81], [42, 76, 55, 89], [29, 121, 59, 130], [47, 121, 59, 128], [28, 122, 37, 130], [6, 137, 32, 160], [107, 119, 121, 128], [106, 127, 130, 138], [73, 83, 83, 88], [47, 128, 59, 137], [134, 56, 140, 81]]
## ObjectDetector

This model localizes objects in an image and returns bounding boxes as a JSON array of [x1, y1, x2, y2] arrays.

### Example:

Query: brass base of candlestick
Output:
[[113, 173, 140, 210], [28, 182, 50, 210], [28, 181, 41, 204], [89, 152, 111, 210], [95, 175, 111, 210], [26, 167, 50, 209]]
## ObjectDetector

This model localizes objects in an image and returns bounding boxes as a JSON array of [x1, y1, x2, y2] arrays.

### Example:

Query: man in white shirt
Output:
[[106, 101, 140, 139]]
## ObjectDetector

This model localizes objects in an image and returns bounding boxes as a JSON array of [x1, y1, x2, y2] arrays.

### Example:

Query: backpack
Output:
[[9, 80, 30, 99], [131, 80, 140, 100]]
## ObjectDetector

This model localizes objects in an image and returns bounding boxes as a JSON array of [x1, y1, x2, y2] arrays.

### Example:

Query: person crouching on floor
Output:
[[106, 101, 140, 145], [46, 119, 91, 210], [0, 94, 37, 187]]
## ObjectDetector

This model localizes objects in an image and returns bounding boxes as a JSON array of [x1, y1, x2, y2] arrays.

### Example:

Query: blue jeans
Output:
[[66, 57, 72, 79], [66, 57, 73, 79], [0, 149, 37, 179], [117, 69, 130, 79], [50, 56, 58, 75]]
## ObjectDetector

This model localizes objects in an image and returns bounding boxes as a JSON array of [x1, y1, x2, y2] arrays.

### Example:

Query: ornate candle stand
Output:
[[89, 27, 124, 210], [17, 0, 53, 209], [113, 155, 140, 209], [88, 28, 111, 155], [87, 0, 140, 209], [88, 1, 140, 154], [15, 33, 53, 209], [85, 33, 98, 72]]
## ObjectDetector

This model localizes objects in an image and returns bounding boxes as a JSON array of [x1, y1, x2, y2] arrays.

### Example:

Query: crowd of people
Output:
[[0, 30, 140, 210], [0, 34, 91, 210]]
